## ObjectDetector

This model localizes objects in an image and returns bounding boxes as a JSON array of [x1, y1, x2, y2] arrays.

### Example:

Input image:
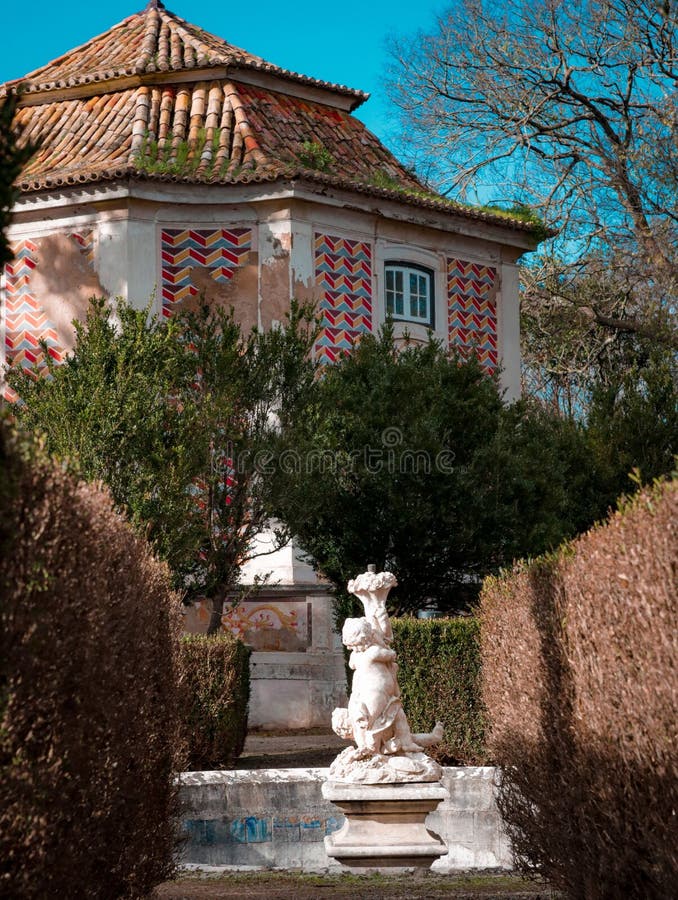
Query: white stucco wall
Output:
[[497, 261, 521, 401]]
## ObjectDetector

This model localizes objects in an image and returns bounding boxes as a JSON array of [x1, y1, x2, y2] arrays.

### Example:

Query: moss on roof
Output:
[[4, 4, 545, 237]]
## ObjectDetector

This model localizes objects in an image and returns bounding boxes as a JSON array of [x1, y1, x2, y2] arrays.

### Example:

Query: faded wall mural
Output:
[[186, 598, 311, 652]]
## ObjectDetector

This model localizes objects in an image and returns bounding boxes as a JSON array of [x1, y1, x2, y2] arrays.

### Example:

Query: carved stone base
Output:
[[322, 780, 449, 868]]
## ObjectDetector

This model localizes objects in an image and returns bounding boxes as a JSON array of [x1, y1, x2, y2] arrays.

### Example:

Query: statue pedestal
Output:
[[322, 780, 449, 869]]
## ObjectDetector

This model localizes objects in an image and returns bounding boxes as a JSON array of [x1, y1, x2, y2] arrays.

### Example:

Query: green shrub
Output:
[[0, 423, 184, 899], [179, 633, 251, 770], [392, 617, 486, 765], [267, 324, 604, 623], [480, 478, 677, 899]]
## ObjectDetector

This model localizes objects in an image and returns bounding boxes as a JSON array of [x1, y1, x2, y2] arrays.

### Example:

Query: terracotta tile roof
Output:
[[4, 4, 542, 235], [2, 1, 366, 106], [13, 79, 418, 188]]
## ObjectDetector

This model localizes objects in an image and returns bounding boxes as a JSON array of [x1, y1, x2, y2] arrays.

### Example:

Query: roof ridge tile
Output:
[[1, 5, 367, 105], [161, 9, 229, 65], [137, 5, 161, 74]]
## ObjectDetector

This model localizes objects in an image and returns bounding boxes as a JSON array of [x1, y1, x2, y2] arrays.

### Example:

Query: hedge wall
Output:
[[178, 633, 251, 770], [0, 423, 184, 899], [480, 479, 677, 900], [392, 616, 486, 765]]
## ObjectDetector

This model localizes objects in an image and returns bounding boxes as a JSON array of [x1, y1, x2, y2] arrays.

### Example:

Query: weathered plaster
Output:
[[178, 260, 260, 332], [240, 531, 318, 585], [178, 766, 512, 872], [497, 261, 521, 401], [259, 220, 292, 330], [290, 219, 316, 299], [97, 218, 129, 300], [16, 232, 104, 354], [9, 187, 531, 392], [127, 218, 159, 310], [293, 181, 537, 253]]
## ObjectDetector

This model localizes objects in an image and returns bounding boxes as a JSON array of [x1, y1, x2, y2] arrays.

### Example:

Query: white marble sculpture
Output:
[[329, 568, 443, 784]]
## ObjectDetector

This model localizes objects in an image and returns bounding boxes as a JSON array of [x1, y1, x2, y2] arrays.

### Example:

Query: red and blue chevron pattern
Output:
[[2, 233, 96, 401], [314, 232, 372, 363], [70, 230, 95, 265], [3, 239, 62, 401], [447, 258, 498, 373], [161, 228, 252, 317]]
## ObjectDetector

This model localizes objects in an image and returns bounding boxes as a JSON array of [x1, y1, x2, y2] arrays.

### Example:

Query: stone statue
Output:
[[347, 570, 395, 644], [329, 568, 443, 784]]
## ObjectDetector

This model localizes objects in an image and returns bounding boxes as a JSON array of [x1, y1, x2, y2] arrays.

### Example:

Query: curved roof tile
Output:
[[13, 78, 423, 194], [4, 4, 542, 235]]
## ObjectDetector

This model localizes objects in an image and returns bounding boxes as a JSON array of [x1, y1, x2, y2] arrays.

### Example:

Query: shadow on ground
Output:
[[235, 729, 349, 770], [154, 871, 560, 899]]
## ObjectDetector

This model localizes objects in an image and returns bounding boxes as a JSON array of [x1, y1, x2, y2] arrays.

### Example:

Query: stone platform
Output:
[[322, 780, 448, 868], [179, 766, 511, 872]]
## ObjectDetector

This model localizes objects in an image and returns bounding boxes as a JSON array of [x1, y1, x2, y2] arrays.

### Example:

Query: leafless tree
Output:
[[520, 252, 677, 413], [390, 0, 675, 266], [388, 0, 677, 400]]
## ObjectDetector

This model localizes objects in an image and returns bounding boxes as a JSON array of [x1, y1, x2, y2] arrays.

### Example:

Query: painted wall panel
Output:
[[160, 227, 252, 318], [187, 597, 310, 652], [447, 258, 498, 373], [2, 231, 98, 400], [313, 232, 372, 363]]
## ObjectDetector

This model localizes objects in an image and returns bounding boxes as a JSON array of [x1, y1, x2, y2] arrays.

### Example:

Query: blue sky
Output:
[[0, 0, 446, 154]]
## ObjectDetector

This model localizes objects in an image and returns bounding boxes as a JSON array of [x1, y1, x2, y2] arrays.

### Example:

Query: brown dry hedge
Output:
[[480, 479, 677, 900], [0, 424, 185, 899], [178, 633, 250, 770]]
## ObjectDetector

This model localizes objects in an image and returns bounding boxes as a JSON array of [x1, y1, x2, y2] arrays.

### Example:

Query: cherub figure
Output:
[[338, 616, 442, 756]]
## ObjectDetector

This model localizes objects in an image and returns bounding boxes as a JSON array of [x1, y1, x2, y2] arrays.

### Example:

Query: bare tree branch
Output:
[[388, 0, 677, 411], [387, 0, 677, 278]]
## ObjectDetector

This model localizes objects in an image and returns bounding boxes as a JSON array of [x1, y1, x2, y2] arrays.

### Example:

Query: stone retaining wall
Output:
[[180, 767, 511, 872]]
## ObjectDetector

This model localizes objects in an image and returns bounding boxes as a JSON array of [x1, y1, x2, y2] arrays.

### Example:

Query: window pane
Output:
[[410, 272, 419, 318], [408, 272, 429, 319], [386, 265, 430, 322], [386, 289, 404, 317], [386, 268, 404, 316], [419, 275, 428, 319]]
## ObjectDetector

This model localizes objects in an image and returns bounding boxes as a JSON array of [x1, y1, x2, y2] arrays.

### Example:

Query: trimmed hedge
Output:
[[392, 617, 486, 765], [0, 424, 184, 899], [480, 479, 678, 899], [178, 633, 251, 770]]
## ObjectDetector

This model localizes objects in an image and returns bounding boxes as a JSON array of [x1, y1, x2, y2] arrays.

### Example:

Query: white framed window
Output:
[[385, 262, 434, 327]]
